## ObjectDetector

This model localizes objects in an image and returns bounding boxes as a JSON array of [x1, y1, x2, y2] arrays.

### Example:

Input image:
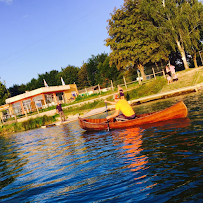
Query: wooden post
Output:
[[0, 116, 3, 125], [162, 69, 166, 78], [42, 94, 47, 106], [123, 76, 127, 89], [111, 80, 114, 91], [152, 68, 156, 79], [20, 101, 25, 114], [14, 114, 17, 122], [25, 110, 28, 118], [53, 92, 57, 103], [98, 84, 101, 94], [35, 102, 39, 114], [138, 71, 142, 85]]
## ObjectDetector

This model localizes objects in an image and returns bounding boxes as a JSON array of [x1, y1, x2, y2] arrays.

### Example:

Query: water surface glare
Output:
[[0, 92, 203, 202]]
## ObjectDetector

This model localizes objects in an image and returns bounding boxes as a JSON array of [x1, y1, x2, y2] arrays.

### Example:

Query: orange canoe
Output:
[[78, 101, 188, 131]]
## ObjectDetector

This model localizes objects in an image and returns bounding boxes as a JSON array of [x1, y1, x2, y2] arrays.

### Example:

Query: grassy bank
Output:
[[0, 115, 56, 136], [1, 67, 203, 136], [62, 77, 166, 116]]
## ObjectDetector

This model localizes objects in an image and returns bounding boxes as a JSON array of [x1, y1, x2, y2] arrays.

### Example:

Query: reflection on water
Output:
[[112, 127, 147, 173], [0, 92, 203, 202]]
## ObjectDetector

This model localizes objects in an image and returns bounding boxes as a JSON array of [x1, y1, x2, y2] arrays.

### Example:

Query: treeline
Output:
[[106, 0, 203, 80], [8, 53, 122, 97], [2, 0, 203, 101]]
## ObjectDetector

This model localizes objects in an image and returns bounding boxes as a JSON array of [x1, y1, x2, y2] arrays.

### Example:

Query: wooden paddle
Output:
[[105, 103, 110, 131]]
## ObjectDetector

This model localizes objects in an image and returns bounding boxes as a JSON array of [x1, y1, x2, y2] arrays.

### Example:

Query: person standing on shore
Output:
[[56, 101, 66, 121], [169, 64, 178, 82]]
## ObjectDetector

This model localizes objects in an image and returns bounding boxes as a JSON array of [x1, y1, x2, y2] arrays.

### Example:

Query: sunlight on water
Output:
[[0, 92, 203, 202]]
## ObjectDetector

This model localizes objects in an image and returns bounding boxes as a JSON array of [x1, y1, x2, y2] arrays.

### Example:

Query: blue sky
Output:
[[0, 0, 124, 88]]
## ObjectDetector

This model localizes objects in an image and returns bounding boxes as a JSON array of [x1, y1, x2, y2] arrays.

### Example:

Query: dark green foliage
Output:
[[58, 65, 79, 85], [86, 53, 108, 86], [7, 52, 115, 96], [0, 80, 9, 105], [78, 63, 91, 89], [125, 93, 130, 101], [21, 115, 55, 130], [106, 0, 203, 72]]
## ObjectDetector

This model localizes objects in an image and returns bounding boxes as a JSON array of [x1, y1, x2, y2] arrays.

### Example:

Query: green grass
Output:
[[2, 67, 203, 135], [0, 115, 56, 135]]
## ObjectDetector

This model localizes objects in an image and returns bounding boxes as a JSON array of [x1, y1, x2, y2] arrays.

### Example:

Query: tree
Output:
[[142, 0, 203, 69], [59, 65, 79, 85], [26, 78, 38, 91], [78, 63, 91, 89], [98, 56, 120, 83], [8, 84, 26, 97], [106, 0, 169, 80], [0, 80, 9, 105], [86, 53, 108, 85]]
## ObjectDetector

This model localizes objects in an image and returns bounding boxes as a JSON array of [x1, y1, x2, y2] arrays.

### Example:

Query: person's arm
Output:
[[104, 99, 116, 105], [106, 110, 119, 120]]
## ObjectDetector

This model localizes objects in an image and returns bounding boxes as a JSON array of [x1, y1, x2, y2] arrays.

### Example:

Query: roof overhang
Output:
[[6, 85, 70, 104]]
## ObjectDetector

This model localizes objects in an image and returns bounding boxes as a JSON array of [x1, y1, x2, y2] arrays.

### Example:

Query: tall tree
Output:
[[97, 56, 120, 82], [78, 63, 91, 89], [106, 0, 169, 80], [58, 65, 79, 85], [142, 0, 203, 69], [26, 78, 38, 91], [8, 84, 26, 97], [86, 53, 108, 85]]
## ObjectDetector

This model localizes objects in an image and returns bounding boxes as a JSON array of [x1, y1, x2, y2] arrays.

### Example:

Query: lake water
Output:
[[0, 92, 203, 203]]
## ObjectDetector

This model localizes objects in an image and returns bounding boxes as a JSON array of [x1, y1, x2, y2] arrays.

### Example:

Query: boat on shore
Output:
[[78, 101, 188, 131]]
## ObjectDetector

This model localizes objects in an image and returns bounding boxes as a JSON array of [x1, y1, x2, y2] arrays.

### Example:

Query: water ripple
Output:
[[1, 94, 203, 202]]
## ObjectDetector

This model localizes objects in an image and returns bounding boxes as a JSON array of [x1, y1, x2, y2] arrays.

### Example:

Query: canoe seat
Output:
[[115, 117, 128, 122]]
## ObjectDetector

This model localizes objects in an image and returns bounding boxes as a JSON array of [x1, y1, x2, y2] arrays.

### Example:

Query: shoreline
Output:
[[1, 67, 203, 132], [41, 82, 203, 128]]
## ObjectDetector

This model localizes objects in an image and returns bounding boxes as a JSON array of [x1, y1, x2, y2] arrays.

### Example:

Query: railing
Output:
[[78, 67, 166, 95]]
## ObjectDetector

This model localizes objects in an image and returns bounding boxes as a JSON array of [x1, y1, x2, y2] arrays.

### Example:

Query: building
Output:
[[4, 84, 78, 116]]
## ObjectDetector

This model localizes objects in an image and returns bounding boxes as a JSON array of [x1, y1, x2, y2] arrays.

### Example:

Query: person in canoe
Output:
[[104, 94, 136, 121], [117, 85, 125, 99]]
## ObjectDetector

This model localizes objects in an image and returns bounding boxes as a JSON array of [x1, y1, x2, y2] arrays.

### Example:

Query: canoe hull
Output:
[[78, 101, 188, 131]]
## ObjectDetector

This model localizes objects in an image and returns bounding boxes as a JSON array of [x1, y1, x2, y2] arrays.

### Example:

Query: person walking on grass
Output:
[[56, 101, 66, 121]]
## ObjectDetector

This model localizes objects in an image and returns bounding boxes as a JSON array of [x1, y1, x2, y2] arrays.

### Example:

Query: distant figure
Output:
[[169, 64, 178, 82], [169, 64, 176, 75], [165, 65, 171, 77], [117, 85, 124, 99], [56, 101, 66, 121]]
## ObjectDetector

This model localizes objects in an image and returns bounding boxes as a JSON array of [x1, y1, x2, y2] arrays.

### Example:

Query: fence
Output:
[[78, 67, 166, 95]]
